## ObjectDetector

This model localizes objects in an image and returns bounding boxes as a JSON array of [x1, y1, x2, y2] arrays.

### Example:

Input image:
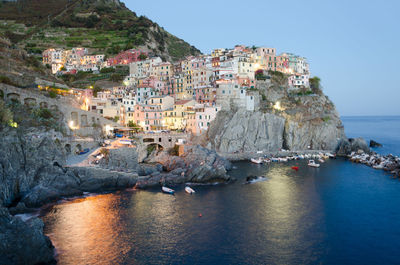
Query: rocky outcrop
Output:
[[336, 137, 370, 156], [69, 167, 138, 192], [0, 128, 139, 265], [370, 140, 383, 148], [136, 145, 233, 188], [99, 147, 139, 172], [208, 89, 346, 154], [0, 208, 55, 265]]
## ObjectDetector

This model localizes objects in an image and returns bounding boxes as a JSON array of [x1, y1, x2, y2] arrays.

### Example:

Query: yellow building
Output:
[[162, 99, 196, 130]]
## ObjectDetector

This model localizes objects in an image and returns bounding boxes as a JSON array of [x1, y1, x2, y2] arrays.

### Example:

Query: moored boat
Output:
[[263, 158, 271, 163], [162, 186, 175, 194], [308, 160, 320, 168], [185, 186, 195, 194], [251, 158, 263, 164]]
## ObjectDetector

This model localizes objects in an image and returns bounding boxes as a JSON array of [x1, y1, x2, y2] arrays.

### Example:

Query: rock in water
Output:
[[336, 137, 370, 156], [0, 207, 56, 265], [370, 140, 383, 148]]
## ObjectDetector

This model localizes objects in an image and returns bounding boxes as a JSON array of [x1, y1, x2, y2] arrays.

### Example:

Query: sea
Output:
[[40, 116, 400, 265]]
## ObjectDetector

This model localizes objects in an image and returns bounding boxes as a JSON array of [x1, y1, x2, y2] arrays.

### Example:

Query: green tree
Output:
[[309, 76, 322, 94], [128, 120, 136, 127], [110, 73, 123, 82], [48, 90, 57, 98], [93, 86, 103, 97]]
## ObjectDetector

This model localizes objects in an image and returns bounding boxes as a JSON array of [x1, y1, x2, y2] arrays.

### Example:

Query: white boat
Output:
[[308, 160, 320, 168], [263, 158, 271, 163], [251, 158, 263, 164], [185, 186, 195, 194], [278, 157, 288, 162], [162, 186, 175, 194], [318, 158, 325, 163], [271, 157, 279, 162]]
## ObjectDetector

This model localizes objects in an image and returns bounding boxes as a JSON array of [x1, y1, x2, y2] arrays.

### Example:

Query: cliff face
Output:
[[0, 127, 140, 264], [208, 110, 285, 153], [208, 81, 346, 154]]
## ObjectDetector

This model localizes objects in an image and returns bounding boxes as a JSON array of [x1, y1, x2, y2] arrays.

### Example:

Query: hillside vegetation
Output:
[[0, 0, 201, 61]]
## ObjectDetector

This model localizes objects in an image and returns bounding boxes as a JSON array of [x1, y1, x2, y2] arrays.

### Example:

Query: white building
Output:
[[136, 87, 159, 103]]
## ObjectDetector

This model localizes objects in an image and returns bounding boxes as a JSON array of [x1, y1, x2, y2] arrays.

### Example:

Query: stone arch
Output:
[[65, 144, 71, 154], [24, 97, 37, 107], [40, 102, 48, 109], [143, 138, 155, 143], [7, 92, 20, 103], [147, 143, 164, 153], [75, 144, 82, 154], [81, 114, 88, 126]]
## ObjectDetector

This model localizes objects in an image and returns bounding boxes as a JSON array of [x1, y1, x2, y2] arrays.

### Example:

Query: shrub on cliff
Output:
[[310, 76, 322, 95], [0, 101, 13, 128], [168, 145, 179, 156]]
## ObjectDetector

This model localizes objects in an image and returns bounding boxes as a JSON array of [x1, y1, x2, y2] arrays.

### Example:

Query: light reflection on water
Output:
[[41, 159, 400, 264]]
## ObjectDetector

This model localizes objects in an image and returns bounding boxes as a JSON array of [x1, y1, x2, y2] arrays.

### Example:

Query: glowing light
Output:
[[273, 101, 282, 111], [69, 120, 74, 129]]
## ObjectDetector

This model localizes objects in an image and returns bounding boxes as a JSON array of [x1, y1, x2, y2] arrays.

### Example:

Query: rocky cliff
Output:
[[0, 127, 139, 264], [208, 80, 346, 154], [136, 145, 233, 188]]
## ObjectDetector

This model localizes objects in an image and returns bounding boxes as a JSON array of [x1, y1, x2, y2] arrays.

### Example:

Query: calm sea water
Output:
[[41, 116, 400, 265], [342, 116, 400, 156]]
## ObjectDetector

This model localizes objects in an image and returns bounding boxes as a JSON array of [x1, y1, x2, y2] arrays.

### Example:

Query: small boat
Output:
[[78, 148, 90, 155], [279, 157, 288, 162], [318, 158, 325, 163], [291, 166, 299, 171], [185, 186, 195, 194], [308, 160, 320, 168], [162, 186, 175, 194], [271, 157, 279, 162], [251, 158, 263, 164], [263, 158, 271, 163]]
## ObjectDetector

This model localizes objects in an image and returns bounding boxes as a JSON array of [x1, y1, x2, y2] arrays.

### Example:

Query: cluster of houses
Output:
[[50, 45, 311, 135], [43, 47, 105, 74], [42, 48, 147, 74]]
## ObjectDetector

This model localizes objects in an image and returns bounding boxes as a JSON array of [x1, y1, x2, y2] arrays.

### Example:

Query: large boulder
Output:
[[147, 145, 233, 185], [0, 207, 55, 265], [370, 140, 383, 148], [100, 147, 139, 172], [336, 137, 370, 156]]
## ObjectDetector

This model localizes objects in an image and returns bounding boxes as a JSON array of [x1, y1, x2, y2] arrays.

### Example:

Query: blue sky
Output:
[[124, 0, 399, 116]]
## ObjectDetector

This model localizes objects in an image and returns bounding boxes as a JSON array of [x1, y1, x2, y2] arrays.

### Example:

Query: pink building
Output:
[[186, 104, 221, 135], [107, 49, 147, 66], [133, 104, 164, 131]]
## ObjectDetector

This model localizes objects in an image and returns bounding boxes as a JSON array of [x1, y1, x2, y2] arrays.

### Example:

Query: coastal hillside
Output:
[[0, 36, 63, 88], [0, 0, 201, 61], [207, 76, 346, 154]]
